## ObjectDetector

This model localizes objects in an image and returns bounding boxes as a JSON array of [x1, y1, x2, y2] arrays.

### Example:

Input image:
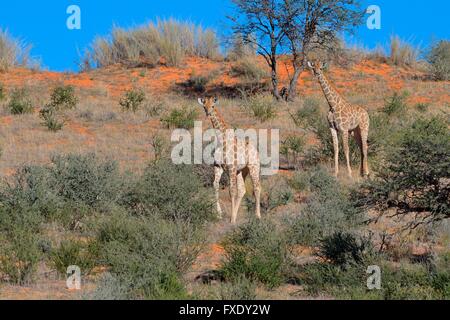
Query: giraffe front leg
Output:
[[229, 169, 238, 224], [330, 128, 339, 177], [214, 166, 224, 219], [342, 130, 353, 178]]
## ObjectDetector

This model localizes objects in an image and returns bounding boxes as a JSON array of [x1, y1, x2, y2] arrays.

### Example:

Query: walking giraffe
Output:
[[307, 60, 370, 178], [198, 97, 261, 224]]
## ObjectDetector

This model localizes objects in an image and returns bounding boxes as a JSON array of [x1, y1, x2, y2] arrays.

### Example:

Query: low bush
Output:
[[354, 117, 450, 228], [230, 57, 269, 83], [49, 85, 78, 110], [93, 211, 203, 299], [85, 273, 129, 300], [427, 40, 450, 81], [7, 88, 33, 115], [0, 83, 5, 101], [161, 107, 198, 129], [287, 168, 365, 246], [242, 94, 276, 122], [39, 106, 64, 132], [182, 72, 218, 93], [216, 276, 257, 300], [221, 219, 291, 288], [0, 230, 42, 285], [193, 164, 229, 188], [120, 89, 146, 112], [290, 97, 322, 130], [50, 240, 98, 276], [246, 177, 293, 215], [383, 91, 408, 116], [281, 135, 306, 169], [0, 154, 125, 226], [319, 232, 374, 267], [0, 206, 43, 285], [299, 255, 450, 300], [121, 160, 215, 225]]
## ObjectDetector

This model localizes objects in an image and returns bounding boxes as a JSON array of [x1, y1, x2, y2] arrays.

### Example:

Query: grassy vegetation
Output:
[[0, 29, 36, 72], [389, 35, 420, 67], [161, 107, 198, 129], [7, 88, 33, 115], [84, 19, 220, 68], [241, 93, 277, 122], [427, 40, 450, 81]]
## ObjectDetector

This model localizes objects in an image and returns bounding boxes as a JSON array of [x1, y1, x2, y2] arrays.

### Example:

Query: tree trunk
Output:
[[287, 64, 304, 101], [271, 59, 281, 100]]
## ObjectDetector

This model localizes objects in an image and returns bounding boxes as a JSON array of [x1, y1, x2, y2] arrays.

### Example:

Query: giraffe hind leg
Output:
[[354, 126, 369, 177], [249, 165, 261, 219], [232, 170, 248, 224]]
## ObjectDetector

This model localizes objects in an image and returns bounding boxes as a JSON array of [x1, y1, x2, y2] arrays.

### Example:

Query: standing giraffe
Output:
[[198, 97, 261, 224], [307, 60, 370, 178]]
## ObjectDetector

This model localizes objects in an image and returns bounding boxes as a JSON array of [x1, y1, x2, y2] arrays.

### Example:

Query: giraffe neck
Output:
[[316, 71, 343, 112], [208, 109, 228, 135], [208, 109, 231, 160]]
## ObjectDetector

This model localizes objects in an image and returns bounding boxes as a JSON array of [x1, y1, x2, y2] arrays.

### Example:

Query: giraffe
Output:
[[307, 60, 370, 178], [198, 96, 261, 224]]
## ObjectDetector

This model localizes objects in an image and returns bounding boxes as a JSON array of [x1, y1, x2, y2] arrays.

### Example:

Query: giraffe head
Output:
[[198, 96, 218, 116], [307, 60, 327, 77]]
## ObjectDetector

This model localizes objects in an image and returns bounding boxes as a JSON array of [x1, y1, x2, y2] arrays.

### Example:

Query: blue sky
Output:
[[0, 0, 448, 71]]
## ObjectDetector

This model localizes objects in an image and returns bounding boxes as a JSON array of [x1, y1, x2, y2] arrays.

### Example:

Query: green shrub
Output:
[[290, 97, 322, 130], [49, 86, 78, 110], [216, 276, 257, 300], [121, 160, 215, 225], [281, 135, 305, 169], [287, 168, 365, 246], [144, 96, 166, 117], [193, 164, 229, 188], [161, 107, 198, 129], [120, 89, 146, 112], [289, 171, 310, 192], [354, 117, 450, 228], [319, 232, 374, 267], [427, 40, 450, 81], [0, 230, 42, 285], [242, 94, 276, 122], [221, 219, 291, 288], [50, 154, 124, 210], [383, 91, 408, 116], [0, 83, 5, 101], [7, 88, 33, 114], [230, 57, 269, 83], [85, 273, 129, 300], [183, 73, 215, 93], [39, 106, 64, 132], [246, 177, 293, 215], [415, 103, 430, 113], [50, 240, 98, 276], [0, 154, 124, 225], [93, 211, 202, 299]]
